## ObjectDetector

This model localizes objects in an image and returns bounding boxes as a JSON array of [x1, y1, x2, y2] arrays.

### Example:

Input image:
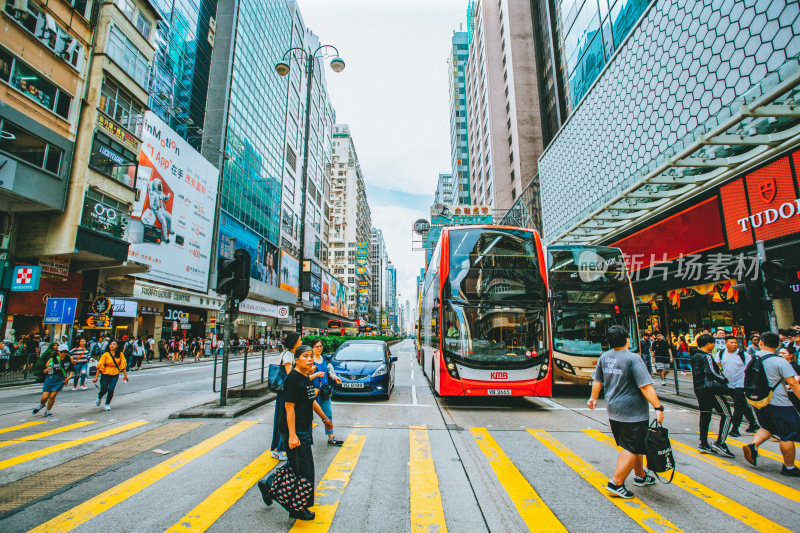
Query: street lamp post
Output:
[[276, 45, 345, 334]]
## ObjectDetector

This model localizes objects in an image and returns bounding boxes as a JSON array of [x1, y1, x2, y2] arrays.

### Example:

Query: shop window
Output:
[[135, 13, 151, 39], [99, 77, 145, 136], [89, 133, 137, 187], [0, 47, 72, 119], [3, 2, 84, 70], [107, 25, 149, 87], [81, 188, 130, 240], [0, 119, 63, 174]]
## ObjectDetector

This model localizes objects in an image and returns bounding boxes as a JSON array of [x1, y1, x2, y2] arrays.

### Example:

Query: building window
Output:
[[0, 47, 72, 119], [99, 78, 145, 136], [286, 144, 297, 171], [107, 25, 150, 87], [511, 188, 517, 200], [68, 0, 91, 19], [135, 13, 152, 40], [81, 188, 130, 240], [510, 169, 515, 182], [116, 0, 135, 21], [89, 133, 137, 186], [4, 3, 85, 70], [0, 119, 63, 174]]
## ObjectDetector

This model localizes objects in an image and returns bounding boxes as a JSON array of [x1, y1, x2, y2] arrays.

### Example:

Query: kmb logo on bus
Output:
[[490, 372, 508, 380]]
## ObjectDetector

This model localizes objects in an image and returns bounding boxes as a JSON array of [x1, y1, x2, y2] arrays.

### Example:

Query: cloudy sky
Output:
[[299, 0, 466, 314]]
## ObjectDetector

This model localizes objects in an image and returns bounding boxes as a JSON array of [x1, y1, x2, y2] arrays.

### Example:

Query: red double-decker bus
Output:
[[418, 225, 552, 397], [326, 319, 358, 336]]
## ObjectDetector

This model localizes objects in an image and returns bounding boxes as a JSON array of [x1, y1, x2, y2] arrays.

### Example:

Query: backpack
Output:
[[123, 341, 134, 359], [743, 354, 782, 409]]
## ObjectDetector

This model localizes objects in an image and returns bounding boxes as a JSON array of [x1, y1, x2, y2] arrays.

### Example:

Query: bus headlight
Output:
[[554, 359, 575, 375], [444, 357, 460, 379], [538, 364, 549, 379]]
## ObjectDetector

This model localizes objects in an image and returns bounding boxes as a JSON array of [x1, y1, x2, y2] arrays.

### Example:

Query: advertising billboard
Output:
[[128, 112, 219, 292], [280, 251, 299, 296], [218, 212, 279, 286], [321, 271, 348, 317]]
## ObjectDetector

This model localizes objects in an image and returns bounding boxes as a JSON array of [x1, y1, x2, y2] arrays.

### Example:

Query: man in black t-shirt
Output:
[[650, 333, 673, 386], [260, 344, 332, 521]]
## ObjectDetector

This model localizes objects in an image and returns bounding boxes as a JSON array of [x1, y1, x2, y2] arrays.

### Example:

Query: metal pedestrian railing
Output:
[[212, 344, 277, 393]]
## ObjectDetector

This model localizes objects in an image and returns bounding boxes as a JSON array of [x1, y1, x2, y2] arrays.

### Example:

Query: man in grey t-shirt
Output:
[[743, 331, 800, 477], [589, 326, 665, 499]]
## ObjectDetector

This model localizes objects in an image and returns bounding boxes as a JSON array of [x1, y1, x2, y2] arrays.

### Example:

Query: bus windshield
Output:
[[548, 247, 638, 357], [442, 302, 548, 369], [445, 228, 546, 304]]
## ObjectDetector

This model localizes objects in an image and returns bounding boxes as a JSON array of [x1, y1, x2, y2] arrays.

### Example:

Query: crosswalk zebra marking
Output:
[[0, 421, 95, 449], [708, 432, 797, 466], [471, 427, 567, 533], [528, 429, 683, 533], [584, 429, 793, 533], [0, 420, 147, 471], [28, 421, 256, 533], [0, 421, 45, 435]]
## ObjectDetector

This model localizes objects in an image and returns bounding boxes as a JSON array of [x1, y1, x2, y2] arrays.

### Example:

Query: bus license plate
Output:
[[488, 389, 511, 396], [342, 382, 364, 389]]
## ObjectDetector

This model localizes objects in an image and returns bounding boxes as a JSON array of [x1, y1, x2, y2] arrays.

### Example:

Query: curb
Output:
[[168, 392, 277, 419]]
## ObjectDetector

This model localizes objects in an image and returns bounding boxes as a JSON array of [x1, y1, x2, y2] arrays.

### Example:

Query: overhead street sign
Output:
[[44, 298, 78, 325]]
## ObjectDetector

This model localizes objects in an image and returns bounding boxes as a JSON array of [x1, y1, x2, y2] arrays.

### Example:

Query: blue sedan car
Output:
[[330, 340, 397, 400]]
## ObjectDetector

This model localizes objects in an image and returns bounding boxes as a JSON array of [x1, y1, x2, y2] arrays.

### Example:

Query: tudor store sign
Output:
[[721, 152, 800, 249]]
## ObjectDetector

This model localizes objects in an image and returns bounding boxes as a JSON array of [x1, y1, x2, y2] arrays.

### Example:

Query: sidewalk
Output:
[[0, 349, 280, 388]]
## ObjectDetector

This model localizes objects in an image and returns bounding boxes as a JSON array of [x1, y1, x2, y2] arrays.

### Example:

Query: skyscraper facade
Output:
[[465, 0, 546, 213], [449, 31, 470, 205], [369, 227, 386, 324], [434, 172, 454, 205], [148, 0, 218, 150]]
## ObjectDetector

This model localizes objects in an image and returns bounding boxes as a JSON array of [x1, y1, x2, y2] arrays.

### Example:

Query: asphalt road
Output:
[[0, 340, 797, 532]]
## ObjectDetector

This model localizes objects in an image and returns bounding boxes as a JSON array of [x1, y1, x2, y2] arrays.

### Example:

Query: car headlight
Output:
[[372, 364, 387, 377]]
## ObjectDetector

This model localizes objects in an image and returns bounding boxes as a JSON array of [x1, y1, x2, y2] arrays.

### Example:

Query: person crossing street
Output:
[[691, 334, 734, 457], [93, 340, 129, 411], [718, 335, 759, 437], [69, 338, 90, 390], [32, 346, 73, 417]]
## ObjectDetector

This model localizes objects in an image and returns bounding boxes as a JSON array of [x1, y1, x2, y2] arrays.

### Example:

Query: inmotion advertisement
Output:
[[128, 112, 219, 292]]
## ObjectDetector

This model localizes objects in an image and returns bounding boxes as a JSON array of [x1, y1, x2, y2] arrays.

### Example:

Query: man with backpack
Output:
[[742, 331, 800, 477], [691, 334, 735, 457], [718, 335, 759, 437]]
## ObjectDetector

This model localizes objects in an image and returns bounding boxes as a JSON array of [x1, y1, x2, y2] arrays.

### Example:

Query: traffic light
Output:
[[761, 260, 791, 299], [731, 280, 763, 305], [217, 249, 251, 301]]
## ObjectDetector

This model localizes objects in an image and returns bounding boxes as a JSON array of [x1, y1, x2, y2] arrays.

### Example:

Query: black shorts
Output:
[[755, 404, 800, 442], [609, 419, 648, 455]]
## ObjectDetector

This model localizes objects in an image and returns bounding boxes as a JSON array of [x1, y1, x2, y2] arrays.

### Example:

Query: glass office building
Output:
[[149, 0, 218, 149], [559, 0, 652, 108]]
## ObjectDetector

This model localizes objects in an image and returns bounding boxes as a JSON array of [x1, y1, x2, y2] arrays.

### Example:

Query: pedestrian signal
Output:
[[217, 249, 251, 301]]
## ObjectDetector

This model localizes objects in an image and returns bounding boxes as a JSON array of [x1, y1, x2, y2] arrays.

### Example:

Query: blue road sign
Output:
[[11, 266, 41, 292], [44, 298, 78, 325]]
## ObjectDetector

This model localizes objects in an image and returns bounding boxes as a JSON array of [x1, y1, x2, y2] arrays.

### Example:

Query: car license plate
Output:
[[342, 382, 364, 389], [488, 389, 511, 396]]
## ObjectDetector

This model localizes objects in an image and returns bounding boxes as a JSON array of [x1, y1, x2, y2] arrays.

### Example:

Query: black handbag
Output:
[[265, 463, 314, 513], [319, 383, 333, 400], [645, 420, 675, 484]]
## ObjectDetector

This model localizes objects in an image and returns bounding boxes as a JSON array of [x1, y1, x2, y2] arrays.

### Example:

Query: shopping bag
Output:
[[268, 364, 287, 392], [265, 463, 314, 513], [645, 420, 675, 484]]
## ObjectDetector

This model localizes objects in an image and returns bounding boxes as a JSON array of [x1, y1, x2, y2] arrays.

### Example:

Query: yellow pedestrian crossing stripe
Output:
[[471, 427, 566, 533], [165, 449, 279, 533], [528, 429, 683, 533], [670, 439, 800, 501], [0, 420, 95, 449], [0, 421, 45, 435], [584, 430, 793, 533], [0, 420, 147, 471], [409, 426, 447, 533], [29, 421, 257, 533], [290, 428, 367, 532]]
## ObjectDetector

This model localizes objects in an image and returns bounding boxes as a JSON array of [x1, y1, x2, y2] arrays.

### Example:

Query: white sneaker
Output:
[[80, 385, 87, 390], [103, 404, 112, 411], [72, 386, 77, 391], [96, 396, 101, 407]]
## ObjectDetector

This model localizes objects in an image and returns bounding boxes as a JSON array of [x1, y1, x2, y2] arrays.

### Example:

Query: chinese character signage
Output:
[[128, 112, 219, 292], [97, 112, 140, 152]]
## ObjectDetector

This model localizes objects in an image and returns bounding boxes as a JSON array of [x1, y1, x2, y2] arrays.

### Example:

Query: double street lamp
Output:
[[276, 44, 345, 333]]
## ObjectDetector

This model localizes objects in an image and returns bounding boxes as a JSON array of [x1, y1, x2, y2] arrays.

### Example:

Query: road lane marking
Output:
[[0, 422, 203, 515], [29, 421, 257, 533], [528, 429, 682, 533], [471, 427, 566, 532], [669, 439, 800, 501], [0, 421, 147, 471], [584, 429, 792, 533], [332, 402, 432, 407], [290, 428, 367, 532], [535, 398, 568, 409], [707, 433, 796, 466], [0, 421, 96, 449], [412, 386, 418, 405], [0, 421, 46, 434], [165, 450, 279, 533], [409, 426, 447, 533]]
